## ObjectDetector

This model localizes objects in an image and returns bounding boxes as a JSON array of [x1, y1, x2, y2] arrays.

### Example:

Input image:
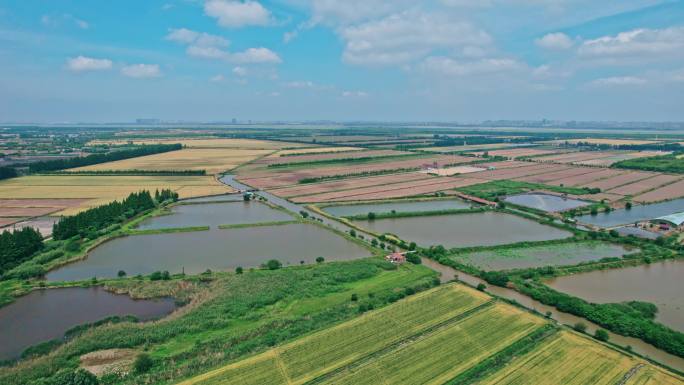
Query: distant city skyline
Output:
[[1, 0, 683, 122]]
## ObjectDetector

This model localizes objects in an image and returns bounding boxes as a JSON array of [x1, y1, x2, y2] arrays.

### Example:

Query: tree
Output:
[[573, 322, 587, 333], [476, 283, 486, 291], [371, 239, 378, 247], [408, 242, 417, 251], [299, 210, 309, 218], [349, 229, 356, 238], [405, 253, 421, 264], [133, 353, 153, 374], [117, 270, 126, 278], [265, 259, 282, 270], [243, 193, 252, 201], [625, 201, 633, 210], [367, 212, 376, 220], [315, 256, 325, 263], [351, 293, 358, 302], [594, 329, 610, 342], [590, 207, 599, 216], [235, 266, 243, 274]]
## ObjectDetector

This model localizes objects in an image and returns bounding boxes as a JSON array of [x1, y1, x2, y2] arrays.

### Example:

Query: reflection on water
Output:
[[323, 199, 470, 217], [578, 197, 684, 227], [505, 193, 589, 212]]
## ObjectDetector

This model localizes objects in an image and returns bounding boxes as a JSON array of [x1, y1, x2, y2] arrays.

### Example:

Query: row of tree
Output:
[[0, 227, 44, 275], [28, 144, 182, 172], [0, 166, 18, 180], [52, 191, 157, 240]]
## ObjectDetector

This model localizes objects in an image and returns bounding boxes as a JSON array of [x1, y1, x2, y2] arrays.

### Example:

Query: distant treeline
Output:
[[51, 169, 206, 176], [0, 227, 44, 276], [52, 189, 175, 240], [613, 154, 684, 174], [565, 141, 683, 152], [268, 154, 420, 169], [29, 144, 182, 173], [0, 166, 18, 181]]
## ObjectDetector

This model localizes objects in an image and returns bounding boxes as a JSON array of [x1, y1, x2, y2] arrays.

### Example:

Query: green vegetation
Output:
[[216, 220, 299, 230], [0, 166, 18, 180], [29, 144, 182, 173], [613, 154, 684, 173], [0, 227, 44, 276], [0, 258, 437, 385], [128, 226, 210, 236], [457, 180, 598, 201]]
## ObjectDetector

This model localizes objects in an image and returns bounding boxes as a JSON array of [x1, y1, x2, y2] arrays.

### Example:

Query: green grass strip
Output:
[[443, 324, 559, 385], [217, 220, 300, 229], [127, 226, 210, 235]]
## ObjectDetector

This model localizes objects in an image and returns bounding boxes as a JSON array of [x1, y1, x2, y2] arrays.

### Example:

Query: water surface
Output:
[[0, 287, 175, 360], [353, 211, 571, 248], [323, 199, 470, 217], [47, 223, 370, 281], [505, 193, 588, 212], [136, 201, 291, 230], [546, 259, 684, 332], [578, 197, 684, 227]]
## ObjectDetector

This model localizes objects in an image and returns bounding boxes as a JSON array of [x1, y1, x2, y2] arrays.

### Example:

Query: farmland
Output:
[[0, 175, 231, 214]]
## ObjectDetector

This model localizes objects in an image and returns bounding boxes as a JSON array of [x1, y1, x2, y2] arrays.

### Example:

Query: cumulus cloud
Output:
[[66, 56, 112, 72], [204, 0, 271, 28], [230, 47, 281, 64], [233, 66, 247, 76], [210, 74, 225, 82], [166, 27, 279, 64], [420, 56, 523, 76], [309, 0, 413, 26], [166, 28, 229, 47], [535, 32, 574, 50], [579, 27, 684, 58], [121, 64, 162, 78], [340, 11, 491, 66], [589, 76, 646, 87]]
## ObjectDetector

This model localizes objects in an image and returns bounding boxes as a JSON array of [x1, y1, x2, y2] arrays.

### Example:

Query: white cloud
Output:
[[229, 47, 281, 64], [420, 56, 523, 76], [589, 76, 646, 87], [341, 90, 368, 97], [210, 74, 225, 82], [284, 80, 315, 88], [579, 27, 684, 58], [340, 11, 491, 66], [66, 56, 112, 72], [121, 64, 162, 78], [309, 0, 413, 26], [41, 14, 89, 29], [166, 28, 229, 48], [187, 45, 229, 59], [204, 0, 271, 28], [535, 32, 574, 50], [233, 66, 247, 76]]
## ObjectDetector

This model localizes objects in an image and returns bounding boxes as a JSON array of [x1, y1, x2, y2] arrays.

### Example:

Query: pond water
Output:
[[578, 197, 684, 227], [452, 241, 637, 271], [0, 287, 175, 360], [615, 226, 661, 240], [323, 199, 471, 217], [504, 193, 589, 212], [180, 194, 244, 203], [353, 211, 572, 248], [420, 258, 684, 371], [136, 201, 292, 230], [546, 259, 684, 332], [46, 223, 371, 281]]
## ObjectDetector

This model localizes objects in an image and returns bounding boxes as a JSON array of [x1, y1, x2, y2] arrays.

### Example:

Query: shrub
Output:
[[573, 322, 587, 333], [315, 256, 325, 263], [351, 293, 358, 302], [265, 259, 282, 270], [595, 329, 610, 342], [235, 266, 243, 274], [133, 353, 153, 374], [47, 369, 99, 385], [406, 253, 421, 264], [117, 270, 126, 278], [476, 283, 486, 291]]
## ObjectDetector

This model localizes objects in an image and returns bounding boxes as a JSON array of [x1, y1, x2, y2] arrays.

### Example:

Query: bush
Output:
[[405, 253, 421, 264], [351, 293, 358, 302], [133, 353, 153, 374], [595, 329, 610, 342], [235, 266, 243, 274], [117, 270, 126, 278], [315, 256, 325, 263], [573, 322, 587, 333], [47, 369, 99, 385], [476, 283, 486, 291], [265, 259, 282, 270]]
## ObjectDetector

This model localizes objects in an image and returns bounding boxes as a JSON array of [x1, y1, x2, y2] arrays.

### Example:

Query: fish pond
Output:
[[504, 193, 589, 212], [322, 199, 471, 217], [0, 287, 175, 360], [578, 197, 684, 227], [451, 241, 638, 271], [136, 201, 292, 230], [353, 211, 572, 248], [46, 223, 371, 281], [546, 259, 684, 332]]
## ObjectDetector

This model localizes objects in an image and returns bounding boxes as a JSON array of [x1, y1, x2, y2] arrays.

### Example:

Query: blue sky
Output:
[[0, 0, 683, 122]]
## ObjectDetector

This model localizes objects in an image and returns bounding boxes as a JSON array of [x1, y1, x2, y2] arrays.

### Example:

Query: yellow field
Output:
[[626, 365, 684, 385], [476, 331, 669, 385], [73, 148, 271, 174], [0, 175, 231, 214], [88, 138, 308, 149]]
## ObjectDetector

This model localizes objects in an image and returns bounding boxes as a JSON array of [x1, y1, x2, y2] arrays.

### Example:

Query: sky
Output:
[[0, 0, 683, 123]]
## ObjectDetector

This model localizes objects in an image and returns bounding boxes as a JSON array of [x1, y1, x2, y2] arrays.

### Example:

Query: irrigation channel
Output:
[[219, 174, 684, 372]]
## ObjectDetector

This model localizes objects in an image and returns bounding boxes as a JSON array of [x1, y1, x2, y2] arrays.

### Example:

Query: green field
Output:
[[451, 240, 637, 271]]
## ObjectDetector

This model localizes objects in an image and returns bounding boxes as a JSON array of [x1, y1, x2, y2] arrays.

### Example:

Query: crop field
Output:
[[633, 179, 684, 203], [625, 365, 684, 385], [0, 175, 231, 214], [423, 143, 528, 153], [270, 172, 432, 198], [472, 147, 561, 159], [255, 149, 411, 166], [451, 241, 637, 271], [548, 138, 662, 146], [89, 138, 305, 149], [274, 146, 363, 156], [607, 174, 682, 196], [585, 171, 656, 191], [73, 148, 272, 174]]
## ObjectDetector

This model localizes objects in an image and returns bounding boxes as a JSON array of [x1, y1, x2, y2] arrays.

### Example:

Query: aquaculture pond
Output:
[[179, 194, 245, 203], [322, 199, 471, 217], [451, 241, 637, 271], [353, 211, 572, 248], [46, 223, 371, 281], [0, 287, 175, 360], [578, 197, 684, 227], [136, 201, 292, 230], [504, 193, 589, 212], [546, 259, 684, 332]]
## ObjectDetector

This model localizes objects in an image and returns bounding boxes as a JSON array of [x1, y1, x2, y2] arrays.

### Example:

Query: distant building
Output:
[[385, 252, 406, 264]]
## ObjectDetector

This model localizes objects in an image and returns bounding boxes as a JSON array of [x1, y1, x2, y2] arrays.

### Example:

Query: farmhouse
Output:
[[650, 212, 684, 231], [385, 252, 406, 264]]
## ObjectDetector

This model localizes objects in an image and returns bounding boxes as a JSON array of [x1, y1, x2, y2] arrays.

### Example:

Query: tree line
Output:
[[0, 166, 18, 180], [0, 227, 44, 276], [28, 143, 182, 172], [52, 190, 168, 240]]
